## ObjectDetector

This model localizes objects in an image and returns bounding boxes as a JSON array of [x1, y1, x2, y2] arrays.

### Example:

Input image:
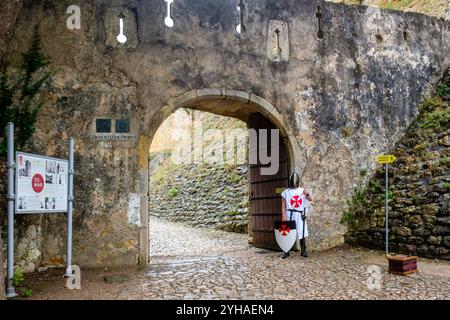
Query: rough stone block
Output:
[[393, 226, 412, 237], [432, 226, 450, 235], [428, 236, 442, 245], [437, 216, 450, 225], [412, 227, 431, 237]]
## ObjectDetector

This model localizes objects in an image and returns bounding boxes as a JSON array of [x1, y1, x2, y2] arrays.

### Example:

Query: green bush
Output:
[[340, 188, 373, 228], [422, 109, 450, 130], [340, 209, 356, 227], [0, 24, 51, 156], [22, 288, 33, 298], [435, 70, 450, 99], [12, 268, 24, 287], [418, 97, 443, 114]]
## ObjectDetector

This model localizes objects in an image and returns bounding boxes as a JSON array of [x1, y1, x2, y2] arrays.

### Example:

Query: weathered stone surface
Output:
[[103, 274, 129, 283], [393, 226, 412, 237], [437, 217, 450, 225], [11, 217, 450, 299], [428, 236, 442, 246], [0, 0, 448, 270], [0, 0, 23, 65], [149, 163, 249, 233]]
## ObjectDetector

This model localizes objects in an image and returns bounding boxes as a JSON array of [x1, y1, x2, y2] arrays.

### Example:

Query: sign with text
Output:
[[15, 152, 68, 214], [377, 155, 397, 164]]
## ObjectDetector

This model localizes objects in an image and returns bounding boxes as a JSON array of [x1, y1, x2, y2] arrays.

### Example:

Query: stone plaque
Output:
[[89, 117, 138, 141], [96, 119, 112, 133], [116, 119, 130, 133], [267, 20, 289, 62]]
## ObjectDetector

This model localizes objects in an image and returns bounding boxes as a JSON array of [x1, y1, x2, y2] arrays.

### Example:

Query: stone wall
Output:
[[149, 109, 249, 233], [2, 0, 143, 269], [344, 70, 450, 259], [0, 0, 23, 65], [149, 163, 249, 233], [0, 0, 24, 299], [0, 0, 448, 270]]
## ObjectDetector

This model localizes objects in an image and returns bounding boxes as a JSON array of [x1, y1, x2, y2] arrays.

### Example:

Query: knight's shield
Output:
[[274, 220, 297, 253]]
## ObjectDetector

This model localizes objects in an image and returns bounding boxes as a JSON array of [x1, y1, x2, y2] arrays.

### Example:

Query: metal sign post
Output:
[[65, 138, 74, 277], [6, 122, 17, 298], [4, 121, 75, 297], [377, 155, 397, 256], [385, 163, 389, 255]]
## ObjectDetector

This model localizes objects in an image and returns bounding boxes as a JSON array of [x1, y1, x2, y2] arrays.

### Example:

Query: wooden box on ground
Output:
[[387, 254, 418, 275]]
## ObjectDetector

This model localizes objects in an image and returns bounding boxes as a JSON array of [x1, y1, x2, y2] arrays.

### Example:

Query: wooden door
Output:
[[248, 113, 289, 250]]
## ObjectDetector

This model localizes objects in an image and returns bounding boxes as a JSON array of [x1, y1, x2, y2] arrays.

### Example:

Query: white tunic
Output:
[[281, 188, 309, 239]]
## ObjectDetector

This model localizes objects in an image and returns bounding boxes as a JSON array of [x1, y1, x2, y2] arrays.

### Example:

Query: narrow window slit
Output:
[[316, 6, 324, 40]]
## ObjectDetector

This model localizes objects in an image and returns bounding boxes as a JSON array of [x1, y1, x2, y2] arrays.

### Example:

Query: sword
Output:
[[302, 208, 306, 240]]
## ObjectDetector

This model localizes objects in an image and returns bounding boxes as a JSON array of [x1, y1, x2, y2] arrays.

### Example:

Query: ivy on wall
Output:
[[0, 25, 51, 156]]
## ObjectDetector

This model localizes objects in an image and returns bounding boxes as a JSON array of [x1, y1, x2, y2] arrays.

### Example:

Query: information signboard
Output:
[[15, 152, 68, 213]]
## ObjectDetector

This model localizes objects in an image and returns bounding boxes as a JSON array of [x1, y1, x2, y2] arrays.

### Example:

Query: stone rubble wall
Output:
[[149, 163, 249, 233], [148, 109, 249, 233]]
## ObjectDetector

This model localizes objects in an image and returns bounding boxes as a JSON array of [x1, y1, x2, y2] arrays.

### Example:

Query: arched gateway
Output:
[[140, 89, 303, 263], [3, 0, 447, 270]]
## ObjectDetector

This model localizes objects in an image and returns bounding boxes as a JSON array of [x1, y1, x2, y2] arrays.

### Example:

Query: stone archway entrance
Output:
[[141, 89, 302, 264]]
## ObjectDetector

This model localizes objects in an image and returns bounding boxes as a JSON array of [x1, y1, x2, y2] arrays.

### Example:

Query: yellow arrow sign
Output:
[[377, 155, 397, 164]]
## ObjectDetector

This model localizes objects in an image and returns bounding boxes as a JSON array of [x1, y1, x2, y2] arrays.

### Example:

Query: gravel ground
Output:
[[15, 217, 450, 300]]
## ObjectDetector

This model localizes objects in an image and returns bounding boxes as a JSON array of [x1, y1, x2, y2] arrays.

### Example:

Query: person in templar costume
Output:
[[281, 172, 313, 259]]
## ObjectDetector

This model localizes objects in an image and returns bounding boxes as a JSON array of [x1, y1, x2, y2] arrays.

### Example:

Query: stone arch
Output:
[[147, 89, 302, 171], [139, 89, 303, 264]]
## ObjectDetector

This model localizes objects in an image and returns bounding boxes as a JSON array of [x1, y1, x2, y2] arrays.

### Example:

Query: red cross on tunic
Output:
[[290, 195, 302, 208]]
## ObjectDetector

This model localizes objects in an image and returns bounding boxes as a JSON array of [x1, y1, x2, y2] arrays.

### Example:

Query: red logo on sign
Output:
[[32, 174, 44, 193], [290, 195, 302, 208], [278, 225, 291, 236]]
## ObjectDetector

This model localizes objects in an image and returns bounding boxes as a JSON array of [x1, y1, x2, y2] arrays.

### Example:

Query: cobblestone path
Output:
[[21, 217, 450, 299], [144, 217, 450, 300]]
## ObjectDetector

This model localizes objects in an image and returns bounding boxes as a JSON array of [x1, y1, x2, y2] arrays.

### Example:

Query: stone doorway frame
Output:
[[139, 89, 303, 265]]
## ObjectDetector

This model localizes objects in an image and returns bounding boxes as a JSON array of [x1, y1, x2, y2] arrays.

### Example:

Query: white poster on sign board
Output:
[[15, 152, 68, 214]]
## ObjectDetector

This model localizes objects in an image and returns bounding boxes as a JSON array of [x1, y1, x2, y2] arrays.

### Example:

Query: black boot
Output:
[[281, 251, 290, 259], [300, 239, 308, 258]]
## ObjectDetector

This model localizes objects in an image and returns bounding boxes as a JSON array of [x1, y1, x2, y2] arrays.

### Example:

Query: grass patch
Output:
[[340, 188, 374, 228], [167, 187, 178, 198], [12, 268, 24, 287]]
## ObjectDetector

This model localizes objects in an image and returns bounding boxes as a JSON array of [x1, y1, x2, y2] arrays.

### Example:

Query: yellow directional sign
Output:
[[276, 188, 285, 194], [377, 155, 397, 164]]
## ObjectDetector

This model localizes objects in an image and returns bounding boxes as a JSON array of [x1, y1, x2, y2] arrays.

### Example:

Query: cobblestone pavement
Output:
[[21, 217, 450, 300]]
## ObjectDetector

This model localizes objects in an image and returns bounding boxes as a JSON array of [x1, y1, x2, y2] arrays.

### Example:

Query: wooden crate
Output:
[[387, 254, 418, 275]]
